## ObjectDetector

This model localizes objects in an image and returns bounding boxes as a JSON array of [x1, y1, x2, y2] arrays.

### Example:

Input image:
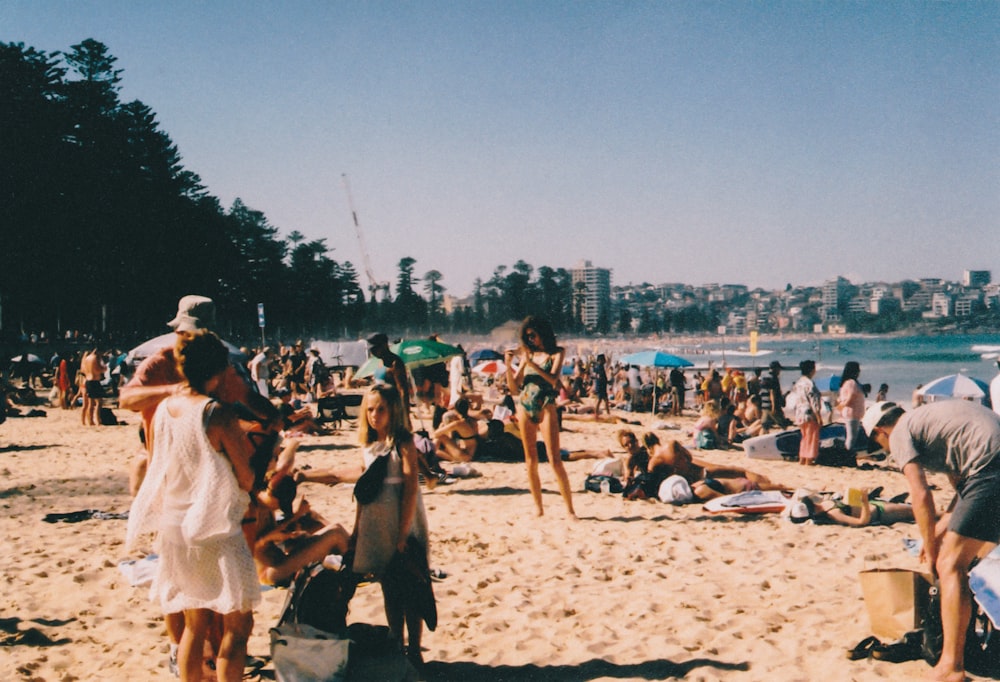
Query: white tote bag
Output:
[[270, 623, 349, 682]]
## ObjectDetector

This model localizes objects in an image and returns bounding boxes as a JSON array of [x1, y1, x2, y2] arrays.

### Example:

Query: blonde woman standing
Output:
[[352, 383, 430, 670]]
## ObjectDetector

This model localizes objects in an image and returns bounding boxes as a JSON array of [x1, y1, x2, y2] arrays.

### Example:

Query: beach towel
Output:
[[658, 475, 694, 504], [43, 510, 129, 523], [590, 457, 623, 478], [118, 554, 158, 587], [384, 537, 437, 631]]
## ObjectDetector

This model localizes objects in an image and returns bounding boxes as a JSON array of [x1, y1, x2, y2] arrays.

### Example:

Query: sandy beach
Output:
[[0, 399, 962, 681]]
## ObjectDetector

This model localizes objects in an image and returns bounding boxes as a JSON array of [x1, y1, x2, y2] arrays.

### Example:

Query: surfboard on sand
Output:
[[702, 490, 789, 514], [743, 423, 861, 461]]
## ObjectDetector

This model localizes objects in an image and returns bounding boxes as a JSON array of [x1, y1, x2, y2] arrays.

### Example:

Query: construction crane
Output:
[[341, 173, 390, 302]]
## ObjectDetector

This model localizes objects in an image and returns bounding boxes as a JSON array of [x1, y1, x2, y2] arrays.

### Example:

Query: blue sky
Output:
[[4, 1, 998, 297]]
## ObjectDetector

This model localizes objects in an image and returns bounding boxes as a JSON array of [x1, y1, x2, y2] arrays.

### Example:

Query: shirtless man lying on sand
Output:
[[642, 432, 784, 501]]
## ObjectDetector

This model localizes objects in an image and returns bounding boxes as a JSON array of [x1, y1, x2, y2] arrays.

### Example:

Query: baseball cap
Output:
[[787, 501, 811, 524], [861, 401, 905, 453]]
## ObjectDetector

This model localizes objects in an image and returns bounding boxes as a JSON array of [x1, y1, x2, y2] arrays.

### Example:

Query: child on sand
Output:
[[351, 384, 430, 670]]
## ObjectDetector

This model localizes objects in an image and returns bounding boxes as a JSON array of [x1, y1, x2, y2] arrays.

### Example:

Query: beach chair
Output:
[[316, 397, 349, 430], [316, 393, 364, 430]]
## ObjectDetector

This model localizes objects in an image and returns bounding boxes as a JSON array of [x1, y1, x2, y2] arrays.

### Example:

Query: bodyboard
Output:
[[702, 489, 789, 514], [743, 423, 850, 461]]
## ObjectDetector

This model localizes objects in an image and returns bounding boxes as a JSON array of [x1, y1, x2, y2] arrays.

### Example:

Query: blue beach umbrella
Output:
[[618, 350, 693, 368], [618, 350, 693, 414]]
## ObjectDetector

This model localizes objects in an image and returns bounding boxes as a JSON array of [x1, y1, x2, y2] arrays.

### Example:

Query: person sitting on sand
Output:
[[690, 402, 721, 449], [716, 402, 743, 449], [643, 433, 783, 501], [800, 489, 914, 527], [249, 474, 350, 586], [734, 395, 765, 441], [274, 388, 323, 436], [432, 397, 483, 463], [618, 429, 651, 488]]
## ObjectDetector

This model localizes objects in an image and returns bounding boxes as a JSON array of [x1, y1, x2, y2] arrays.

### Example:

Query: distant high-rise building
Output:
[[821, 276, 849, 322], [570, 260, 612, 331], [964, 270, 991, 288]]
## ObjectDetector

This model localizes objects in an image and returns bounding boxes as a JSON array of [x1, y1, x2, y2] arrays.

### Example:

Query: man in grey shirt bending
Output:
[[863, 399, 1000, 682]]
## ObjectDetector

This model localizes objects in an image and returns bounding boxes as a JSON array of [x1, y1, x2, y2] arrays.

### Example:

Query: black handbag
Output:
[[353, 452, 389, 505]]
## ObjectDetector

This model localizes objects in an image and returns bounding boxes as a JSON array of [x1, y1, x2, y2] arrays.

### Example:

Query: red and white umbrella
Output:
[[472, 360, 507, 375]]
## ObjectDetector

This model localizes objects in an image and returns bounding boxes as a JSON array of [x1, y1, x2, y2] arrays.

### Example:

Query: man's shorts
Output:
[[85, 380, 104, 399], [949, 460, 1000, 543]]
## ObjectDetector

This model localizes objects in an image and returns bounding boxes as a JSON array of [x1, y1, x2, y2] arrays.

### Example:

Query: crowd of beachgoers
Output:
[[4, 298, 1000, 682]]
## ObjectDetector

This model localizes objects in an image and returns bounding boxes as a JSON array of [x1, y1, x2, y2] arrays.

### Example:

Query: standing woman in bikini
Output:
[[505, 316, 576, 518]]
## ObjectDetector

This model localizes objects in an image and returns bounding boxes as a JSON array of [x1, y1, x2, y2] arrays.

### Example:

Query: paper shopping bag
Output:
[[858, 568, 933, 640]]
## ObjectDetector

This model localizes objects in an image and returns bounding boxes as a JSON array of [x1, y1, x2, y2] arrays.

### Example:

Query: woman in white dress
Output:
[[127, 331, 259, 681]]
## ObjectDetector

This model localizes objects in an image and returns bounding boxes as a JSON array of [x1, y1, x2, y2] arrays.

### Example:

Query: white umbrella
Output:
[[126, 332, 245, 366], [10, 354, 44, 364]]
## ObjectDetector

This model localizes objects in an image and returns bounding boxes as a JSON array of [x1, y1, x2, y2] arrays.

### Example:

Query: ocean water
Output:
[[688, 333, 1000, 405]]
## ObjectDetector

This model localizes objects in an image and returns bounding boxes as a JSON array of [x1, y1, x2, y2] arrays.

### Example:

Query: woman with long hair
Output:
[[504, 316, 576, 518], [352, 383, 430, 670], [836, 361, 866, 453]]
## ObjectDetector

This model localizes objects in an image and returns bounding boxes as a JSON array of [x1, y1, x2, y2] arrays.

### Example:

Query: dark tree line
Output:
[[1, 39, 604, 348], [1, 39, 372, 345]]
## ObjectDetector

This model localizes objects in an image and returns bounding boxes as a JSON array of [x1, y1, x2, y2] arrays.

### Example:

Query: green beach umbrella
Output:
[[354, 338, 463, 379]]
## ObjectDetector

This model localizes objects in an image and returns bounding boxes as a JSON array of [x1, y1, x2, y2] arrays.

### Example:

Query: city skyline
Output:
[[4, 2, 998, 297]]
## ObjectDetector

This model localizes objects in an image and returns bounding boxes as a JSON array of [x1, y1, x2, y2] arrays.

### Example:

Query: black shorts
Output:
[[949, 460, 1000, 543], [85, 380, 104, 399]]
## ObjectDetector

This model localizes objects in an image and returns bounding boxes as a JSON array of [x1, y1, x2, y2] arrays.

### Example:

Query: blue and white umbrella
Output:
[[918, 373, 990, 405]]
